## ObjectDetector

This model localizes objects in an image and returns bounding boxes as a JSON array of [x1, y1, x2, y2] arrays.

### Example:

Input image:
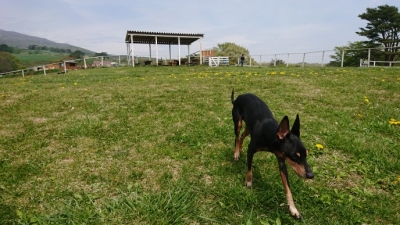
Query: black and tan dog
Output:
[[231, 89, 314, 219]]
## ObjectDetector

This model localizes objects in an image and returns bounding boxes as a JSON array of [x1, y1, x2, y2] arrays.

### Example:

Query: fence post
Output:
[[274, 54, 277, 67], [367, 48, 371, 68], [259, 55, 261, 67], [286, 54, 289, 67], [43, 65, 46, 76], [64, 61, 67, 74], [22, 70, 24, 77], [321, 51, 325, 67], [302, 53, 306, 68], [341, 50, 345, 67]]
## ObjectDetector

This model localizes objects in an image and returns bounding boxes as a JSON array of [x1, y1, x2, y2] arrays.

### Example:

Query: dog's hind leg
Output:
[[238, 124, 249, 151], [245, 141, 256, 187], [232, 108, 243, 161]]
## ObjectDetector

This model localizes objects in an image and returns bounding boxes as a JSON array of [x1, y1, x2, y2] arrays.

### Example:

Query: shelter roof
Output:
[[125, 30, 204, 45]]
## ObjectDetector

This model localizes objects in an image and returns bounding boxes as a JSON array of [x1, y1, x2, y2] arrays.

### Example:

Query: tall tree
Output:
[[356, 4, 400, 61], [329, 41, 370, 67], [69, 50, 85, 59], [213, 42, 251, 65], [0, 44, 13, 53]]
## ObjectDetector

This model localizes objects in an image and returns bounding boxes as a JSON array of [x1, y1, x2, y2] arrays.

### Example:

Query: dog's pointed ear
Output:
[[277, 116, 290, 139], [291, 114, 300, 137]]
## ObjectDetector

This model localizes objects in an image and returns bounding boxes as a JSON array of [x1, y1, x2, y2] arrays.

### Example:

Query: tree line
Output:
[[27, 45, 73, 54]]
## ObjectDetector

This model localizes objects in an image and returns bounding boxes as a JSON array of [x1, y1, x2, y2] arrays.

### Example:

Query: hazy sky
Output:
[[2, 0, 400, 57]]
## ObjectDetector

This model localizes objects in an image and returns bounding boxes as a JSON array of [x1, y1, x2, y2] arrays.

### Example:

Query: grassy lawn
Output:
[[13, 52, 66, 68], [0, 66, 399, 224]]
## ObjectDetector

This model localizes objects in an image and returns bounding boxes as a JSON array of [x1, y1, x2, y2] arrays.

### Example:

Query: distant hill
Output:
[[0, 29, 94, 54]]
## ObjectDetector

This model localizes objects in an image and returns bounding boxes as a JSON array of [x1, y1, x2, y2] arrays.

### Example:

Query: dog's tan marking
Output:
[[245, 169, 252, 187], [285, 157, 307, 178], [234, 119, 249, 160]]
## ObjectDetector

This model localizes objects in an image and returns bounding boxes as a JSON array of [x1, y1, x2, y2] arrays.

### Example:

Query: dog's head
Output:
[[277, 115, 314, 179]]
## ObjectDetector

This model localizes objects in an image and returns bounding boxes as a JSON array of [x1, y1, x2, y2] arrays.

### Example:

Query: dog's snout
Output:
[[306, 171, 314, 179]]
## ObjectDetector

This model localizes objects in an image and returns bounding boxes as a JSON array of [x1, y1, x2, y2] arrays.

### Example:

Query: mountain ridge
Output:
[[0, 29, 94, 53]]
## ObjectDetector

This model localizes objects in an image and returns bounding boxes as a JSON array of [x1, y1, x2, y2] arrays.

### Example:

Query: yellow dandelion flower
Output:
[[357, 113, 362, 117], [389, 118, 400, 125], [74, 82, 77, 86], [280, 71, 286, 75], [315, 144, 324, 150]]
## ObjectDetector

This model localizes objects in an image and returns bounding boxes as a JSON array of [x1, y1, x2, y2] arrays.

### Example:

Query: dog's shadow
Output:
[[224, 147, 289, 210]]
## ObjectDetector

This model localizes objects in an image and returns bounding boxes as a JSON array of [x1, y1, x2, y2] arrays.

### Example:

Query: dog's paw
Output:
[[289, 206, 301, 219], [244, 181, 252, 187], [233, 152, 240, 161]]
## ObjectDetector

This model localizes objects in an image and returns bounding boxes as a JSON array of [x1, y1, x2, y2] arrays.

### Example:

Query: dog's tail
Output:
[[231, 89, 235, 104]]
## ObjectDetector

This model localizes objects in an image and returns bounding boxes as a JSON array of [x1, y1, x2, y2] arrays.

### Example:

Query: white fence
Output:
[[361, 60, 400, 67], [0, 56, 117, 78], [203, 57, 229, 67]]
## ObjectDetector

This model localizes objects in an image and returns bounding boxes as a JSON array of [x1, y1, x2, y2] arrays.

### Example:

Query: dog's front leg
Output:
[[274, 152, 301, 219]]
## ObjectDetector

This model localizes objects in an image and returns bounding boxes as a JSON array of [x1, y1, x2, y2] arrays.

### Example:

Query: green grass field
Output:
[[1, 66, 399, 224], [13, 52, 67, 68]]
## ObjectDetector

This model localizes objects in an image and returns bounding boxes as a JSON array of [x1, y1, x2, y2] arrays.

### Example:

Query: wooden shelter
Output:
[[125, 31, 204, 67]]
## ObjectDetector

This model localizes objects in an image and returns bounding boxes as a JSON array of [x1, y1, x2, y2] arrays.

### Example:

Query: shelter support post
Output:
[[188, 45, 190, 65], [178, 37, 181, 65], [155, 36, 158, 66], [126, 43, 130, 66], [149, 44, 151, 60], [130, 34, 134, 67], [169, 44, 172, 63], [200, 38, 203, 65]]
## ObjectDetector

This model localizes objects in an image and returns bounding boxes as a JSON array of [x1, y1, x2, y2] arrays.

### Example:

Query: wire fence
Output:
[[244, 50, 336, 68], [0, 56, 116, 78], [240, 46, 400, 68], [2, 46, 400, 78]]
